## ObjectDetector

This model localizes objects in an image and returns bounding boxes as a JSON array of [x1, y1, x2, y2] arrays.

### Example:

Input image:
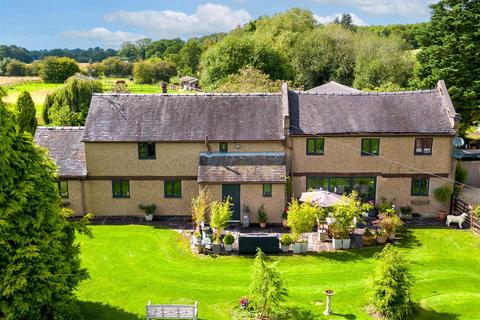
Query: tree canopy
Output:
[[43, 76, 103, 126], [0, 88, 89, 319], [133, 59, 177, 84], [417, 0, 480, 132], [40, 56, 80, 83], [200, 34, 288, 88], [214, 66, 285, 93]]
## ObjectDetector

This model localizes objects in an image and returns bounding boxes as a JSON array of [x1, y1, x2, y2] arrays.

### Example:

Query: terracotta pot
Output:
[[376, 235, 388, 244], [260, 222, 267, 228], [282, 219, 289, 228], [438, 211, 447, 222], [362, 236, 375, 246]]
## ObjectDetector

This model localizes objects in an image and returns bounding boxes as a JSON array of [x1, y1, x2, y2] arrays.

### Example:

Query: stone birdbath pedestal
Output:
[[323, 289, 335, 316]]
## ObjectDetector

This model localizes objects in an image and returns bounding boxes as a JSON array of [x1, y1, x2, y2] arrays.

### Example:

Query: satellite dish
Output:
[[452, 137, 465, 148]]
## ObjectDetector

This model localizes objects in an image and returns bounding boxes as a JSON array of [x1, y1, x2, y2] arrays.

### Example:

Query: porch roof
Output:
[[198, 165, 286, 184], [198, 152, 286, 183]]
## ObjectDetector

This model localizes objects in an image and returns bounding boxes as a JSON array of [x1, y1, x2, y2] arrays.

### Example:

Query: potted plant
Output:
[[331, 192, 373, 250], [379, 215, 403, 240], [282, 209, 289, 228], [376, 229, 387, 244], [210, 198, 233, 254], [331, 227, 343, 250], [258, 205, 267, 228], [191, 189, 210, 232], [434, 184, 452, 221], [362, 228, 376, 246], [242, 205, 250, 228], [223, 232, 235, 253], [399, 206, 413, 220], [287, 199, 317, 254], [193, 231, 202, 245], [139, 203, 156, 221], [279, 234, 292, 252]]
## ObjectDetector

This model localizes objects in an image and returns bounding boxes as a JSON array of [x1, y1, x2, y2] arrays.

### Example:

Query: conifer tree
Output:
[[15, 91, 37, 135]]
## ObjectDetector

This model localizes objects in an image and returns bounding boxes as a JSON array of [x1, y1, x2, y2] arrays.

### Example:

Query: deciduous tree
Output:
[[43, 75, 103, 126], [40, 56, 80, 83]]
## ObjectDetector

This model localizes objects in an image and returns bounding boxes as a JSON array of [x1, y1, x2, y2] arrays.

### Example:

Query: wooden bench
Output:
[[146, 301, 198, 320]]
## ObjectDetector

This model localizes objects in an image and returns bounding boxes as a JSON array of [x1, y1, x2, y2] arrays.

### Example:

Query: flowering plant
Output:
[[240, 297, 249, 309]]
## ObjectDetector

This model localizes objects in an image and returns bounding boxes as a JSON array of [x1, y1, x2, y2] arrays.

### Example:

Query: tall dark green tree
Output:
[[15, 91, 37, 135], [0, 87, 89, 320], [43, 76, 103, 126], [417, 0, 480, 132]]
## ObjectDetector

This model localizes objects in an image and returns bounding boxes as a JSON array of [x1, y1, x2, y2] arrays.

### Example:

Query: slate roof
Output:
[[198, 165, 286, 183], [83, 94, 284, 142], [289, 88, 456, 135], [198, 152, 286, 183], [34, 127, 87, 178], [306, 81, 361, 94]]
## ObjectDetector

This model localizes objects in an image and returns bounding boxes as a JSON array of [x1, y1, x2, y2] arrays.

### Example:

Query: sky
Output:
[[0, 0, 435, 50]]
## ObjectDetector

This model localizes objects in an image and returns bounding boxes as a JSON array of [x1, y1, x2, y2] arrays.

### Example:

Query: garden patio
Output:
[[75, 225, 480, 320]]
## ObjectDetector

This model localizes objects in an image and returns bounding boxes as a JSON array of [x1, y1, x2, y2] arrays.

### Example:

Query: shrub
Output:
[[210, 198, 233, 243], [455, 161, 468, 184], [5, 59, 27, 76], [248, 249, 288, 318], [379, 215, 403, 236], [191, 188, 210, 231], [258, 205, 267, 223], [139, 203, 156, 215], [223, 232, 235, 245], [279, 234, 293, 246], [40, 56, 80, 83], [364, 227, 374, 237], [372, 244, 414, 320], [473, 205, 480, 219], [286, 199, 317, 240], [15, 91, 37, 135], [433, 184, 452, 206]]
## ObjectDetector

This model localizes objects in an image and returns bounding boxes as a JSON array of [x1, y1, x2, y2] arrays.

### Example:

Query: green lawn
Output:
[[2, 77, 192, 122], [76, 226, 480, 320]]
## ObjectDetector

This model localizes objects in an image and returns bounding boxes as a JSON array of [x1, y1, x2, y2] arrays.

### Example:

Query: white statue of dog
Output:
[[446, 212, 469, 229]]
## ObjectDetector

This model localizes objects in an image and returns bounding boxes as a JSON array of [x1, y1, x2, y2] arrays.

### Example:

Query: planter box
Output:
[[238, 233, 279, 254], [145, 214, 154, 222], [301, 242, 308, 253], [342, 238, 351, 249], [224, 244, 233, 253], [332, 238, 342, 250], [292, 243, 302, 254], [212, 243, 221, 254], [281, 245, 290, 253]]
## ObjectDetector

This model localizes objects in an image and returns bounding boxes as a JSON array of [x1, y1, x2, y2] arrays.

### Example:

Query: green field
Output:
[[76, 226, 480, 320], [1, 77, 192, 123]]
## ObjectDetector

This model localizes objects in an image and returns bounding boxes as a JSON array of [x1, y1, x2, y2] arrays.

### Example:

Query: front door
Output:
[[222, 184, 241, 221]]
